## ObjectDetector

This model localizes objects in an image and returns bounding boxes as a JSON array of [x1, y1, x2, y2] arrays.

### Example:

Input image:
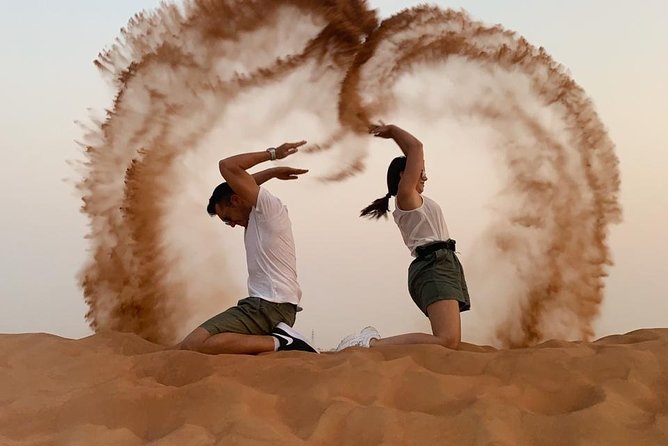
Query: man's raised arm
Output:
[[218, 141, 306, 206], [252, 167, 309, 186]]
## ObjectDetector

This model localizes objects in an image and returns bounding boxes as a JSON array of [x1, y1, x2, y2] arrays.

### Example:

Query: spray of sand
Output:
[[77, 1, 620, 347]]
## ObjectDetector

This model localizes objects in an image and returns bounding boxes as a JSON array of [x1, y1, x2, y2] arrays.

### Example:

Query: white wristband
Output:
[[266, 147, 277, 161]]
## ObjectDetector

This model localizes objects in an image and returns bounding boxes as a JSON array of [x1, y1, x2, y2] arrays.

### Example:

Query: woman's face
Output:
[[397, 164, 428, 194]]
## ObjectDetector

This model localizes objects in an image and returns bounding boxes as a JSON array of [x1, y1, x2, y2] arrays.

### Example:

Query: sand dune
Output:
[[0, 330, 666, 445]]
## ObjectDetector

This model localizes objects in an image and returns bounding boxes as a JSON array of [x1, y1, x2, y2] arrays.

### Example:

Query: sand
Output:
[[0, 329, 666, 445]]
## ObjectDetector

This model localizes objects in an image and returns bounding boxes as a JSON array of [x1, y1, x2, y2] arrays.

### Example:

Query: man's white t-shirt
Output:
[[393, 195, 450, 257], [244, 187, 301, 305]]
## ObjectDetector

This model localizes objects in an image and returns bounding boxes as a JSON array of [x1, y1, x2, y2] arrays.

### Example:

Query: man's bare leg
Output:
[[178, 327, 275, 354]]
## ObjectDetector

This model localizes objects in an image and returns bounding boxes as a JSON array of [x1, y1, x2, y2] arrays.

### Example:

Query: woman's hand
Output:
[[368, 122, 395, 139]]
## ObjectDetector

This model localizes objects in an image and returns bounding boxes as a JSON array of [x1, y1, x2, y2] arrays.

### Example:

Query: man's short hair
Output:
[[207, 182, 235, 215]]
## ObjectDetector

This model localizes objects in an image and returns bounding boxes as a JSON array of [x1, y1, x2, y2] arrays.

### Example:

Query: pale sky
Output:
[[1, 1, 666, 345]]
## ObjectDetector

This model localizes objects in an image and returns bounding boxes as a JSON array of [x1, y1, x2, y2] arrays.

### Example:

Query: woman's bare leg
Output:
[[370, 300, 461, 349]]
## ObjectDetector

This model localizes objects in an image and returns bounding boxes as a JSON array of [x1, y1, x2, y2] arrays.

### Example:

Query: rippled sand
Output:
[[1, 329, 666, 445]]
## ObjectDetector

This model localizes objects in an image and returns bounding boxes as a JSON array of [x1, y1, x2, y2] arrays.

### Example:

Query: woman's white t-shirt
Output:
[[392, 195, 450, 257], [244, 188, 301, 305]]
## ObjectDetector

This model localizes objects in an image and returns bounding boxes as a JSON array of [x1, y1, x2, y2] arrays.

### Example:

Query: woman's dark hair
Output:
[[206, 182, 234, 215], [360, 156, 407, 219]]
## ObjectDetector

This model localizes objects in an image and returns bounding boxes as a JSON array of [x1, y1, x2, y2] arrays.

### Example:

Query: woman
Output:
[[337, 123, 470, 350]]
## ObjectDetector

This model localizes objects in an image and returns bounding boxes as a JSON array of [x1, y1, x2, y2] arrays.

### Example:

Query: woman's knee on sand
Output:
[[427, 299, 462, 349]]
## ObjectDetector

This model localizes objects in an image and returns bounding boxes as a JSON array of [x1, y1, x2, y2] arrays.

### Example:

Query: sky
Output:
[[0, 1, 666, 346]]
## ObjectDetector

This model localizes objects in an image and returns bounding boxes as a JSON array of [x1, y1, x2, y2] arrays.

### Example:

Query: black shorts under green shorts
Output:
[[408, 244, 471, 316], [200, 297, 298, 335]]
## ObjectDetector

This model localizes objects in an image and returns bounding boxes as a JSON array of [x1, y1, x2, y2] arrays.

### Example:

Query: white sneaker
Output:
[[335, 326, 380, 351], [360, 326, 381, 346], [335, 332, 358, 351]]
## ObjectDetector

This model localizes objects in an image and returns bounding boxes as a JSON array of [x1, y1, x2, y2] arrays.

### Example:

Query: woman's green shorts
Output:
[[408, 247, 471, 316], [200, 297, 298, 335]]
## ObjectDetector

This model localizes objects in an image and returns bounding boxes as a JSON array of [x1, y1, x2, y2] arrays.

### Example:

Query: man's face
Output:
[[417, 168, 428, 194], [215, 197, 250, 228]]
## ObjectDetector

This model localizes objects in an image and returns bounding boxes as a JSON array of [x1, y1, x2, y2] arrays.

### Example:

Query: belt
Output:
[[415, 239, 456, 258]]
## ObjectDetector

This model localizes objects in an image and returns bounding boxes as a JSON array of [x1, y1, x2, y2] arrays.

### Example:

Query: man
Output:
[[177, 141, 318, 354]]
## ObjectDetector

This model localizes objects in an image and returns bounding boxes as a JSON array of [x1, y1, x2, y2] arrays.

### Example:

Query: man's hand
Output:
[[275, 141, 306, 159], [274, 167, 309, 180], [368, 123, 395, 139]]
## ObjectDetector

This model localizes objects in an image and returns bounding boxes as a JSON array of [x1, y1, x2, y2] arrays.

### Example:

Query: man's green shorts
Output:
[[408, 247, 471, 316], [200, 297, 298, 335]]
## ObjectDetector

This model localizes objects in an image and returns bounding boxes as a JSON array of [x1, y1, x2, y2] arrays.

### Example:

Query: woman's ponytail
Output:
[[360, 156, 407, 220], [360, 193, 392, 219]]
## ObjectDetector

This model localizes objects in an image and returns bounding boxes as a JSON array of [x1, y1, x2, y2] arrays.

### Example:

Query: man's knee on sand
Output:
[[179, 327, 213, 352]]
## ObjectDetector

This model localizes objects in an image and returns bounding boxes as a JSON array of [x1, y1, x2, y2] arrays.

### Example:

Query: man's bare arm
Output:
[[252, 167, 309, 186], [218, 141, 306, 206]]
